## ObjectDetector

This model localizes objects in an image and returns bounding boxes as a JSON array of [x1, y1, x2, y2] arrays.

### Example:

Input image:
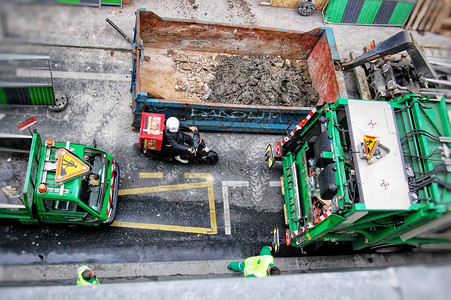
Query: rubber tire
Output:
[[372, 244, 414, 254], [297, 0, 315, 16], [205, 151, 219, 165], [48, 92, 68, 112]]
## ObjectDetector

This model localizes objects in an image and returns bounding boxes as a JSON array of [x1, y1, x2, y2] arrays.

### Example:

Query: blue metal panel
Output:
[[322, 27, 349, 99], [132, 98, 311, 133]]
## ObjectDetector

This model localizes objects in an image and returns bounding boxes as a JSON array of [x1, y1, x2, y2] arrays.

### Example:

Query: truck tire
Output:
[[297, 0, 315, 16], [48, 92, 68, 112], [371, 244, 415, 253]]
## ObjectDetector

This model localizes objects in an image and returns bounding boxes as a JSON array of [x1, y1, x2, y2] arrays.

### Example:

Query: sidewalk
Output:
[[1, 252, 450, 285], [2, 264, 451, 300]]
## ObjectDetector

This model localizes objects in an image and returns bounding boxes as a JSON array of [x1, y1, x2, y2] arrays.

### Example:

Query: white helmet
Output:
[[166, 117, 180, 133]]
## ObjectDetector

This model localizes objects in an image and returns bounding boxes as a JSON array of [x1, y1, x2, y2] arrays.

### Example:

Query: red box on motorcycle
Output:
[[139, 113, 165, 151]]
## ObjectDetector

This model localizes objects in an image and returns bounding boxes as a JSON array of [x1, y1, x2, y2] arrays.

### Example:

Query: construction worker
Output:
[[163, 117, 198, 164], [76, 265, 100, 286], [227, 246, 281, 277]]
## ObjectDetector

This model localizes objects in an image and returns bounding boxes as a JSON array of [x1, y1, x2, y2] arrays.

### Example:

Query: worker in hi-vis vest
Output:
[[76, 265, 100, 285], [227, 246, 281, 277]]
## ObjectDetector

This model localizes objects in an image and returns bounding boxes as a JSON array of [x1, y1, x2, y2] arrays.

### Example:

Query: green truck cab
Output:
[[0, 131, 119, 226], [269, 95, 451, 252]]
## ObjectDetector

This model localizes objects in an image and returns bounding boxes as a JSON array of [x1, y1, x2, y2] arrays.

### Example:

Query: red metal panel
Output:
[[307, 34, 340, 104], [139, 11, 322, 59]]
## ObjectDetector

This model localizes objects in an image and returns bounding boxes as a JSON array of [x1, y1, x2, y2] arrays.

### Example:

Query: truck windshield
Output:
[[78, 148, 109, 213]]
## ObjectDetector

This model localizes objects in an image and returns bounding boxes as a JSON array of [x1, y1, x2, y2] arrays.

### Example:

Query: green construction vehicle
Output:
[[0, 131, 119, 226], [268, 94, 451, 252]]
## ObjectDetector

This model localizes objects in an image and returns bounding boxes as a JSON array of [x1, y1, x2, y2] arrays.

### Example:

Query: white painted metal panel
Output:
[[346, 100, 411, 210]]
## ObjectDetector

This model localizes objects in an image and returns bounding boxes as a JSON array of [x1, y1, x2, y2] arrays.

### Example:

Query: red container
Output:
[[139, 113, 165, 151]]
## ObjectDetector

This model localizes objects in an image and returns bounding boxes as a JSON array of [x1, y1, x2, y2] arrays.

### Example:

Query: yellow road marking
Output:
[[111, 221, 216, 234], [185, 173, 214, 181], [139, 172, 163, 178], [114, 173, 217, 234], [207, 181, 217, 233], [118, 181, 211, 196]]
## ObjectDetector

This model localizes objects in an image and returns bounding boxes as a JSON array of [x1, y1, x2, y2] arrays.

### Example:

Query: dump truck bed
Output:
[[131, 10, 347, 133], [0, 134, 32, 209]]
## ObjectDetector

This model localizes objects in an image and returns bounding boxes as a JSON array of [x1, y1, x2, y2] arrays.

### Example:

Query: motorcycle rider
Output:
[[163, 117, 198, 164]]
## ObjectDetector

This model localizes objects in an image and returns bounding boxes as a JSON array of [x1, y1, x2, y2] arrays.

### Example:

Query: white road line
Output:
[[16, 69, 131, 81], [269, 181, 282, 187], [225, 181, 249, 187], [222, 181, 249, 235]]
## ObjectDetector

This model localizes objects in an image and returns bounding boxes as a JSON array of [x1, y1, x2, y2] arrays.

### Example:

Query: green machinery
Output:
[[0, 131, 119, 226], [269, 94, 451, 251], [0, 54, 68, 112]]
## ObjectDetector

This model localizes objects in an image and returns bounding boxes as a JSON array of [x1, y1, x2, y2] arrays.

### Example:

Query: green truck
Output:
[[0, 131, 119, 226], [269, 94, 451, 252]]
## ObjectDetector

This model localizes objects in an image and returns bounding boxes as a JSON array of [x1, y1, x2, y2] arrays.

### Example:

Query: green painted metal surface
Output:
[[388, 1, 415, 25], [29, 87, 55, 105], [101, 0, 121, 4], [324, 0, 349, 23], [0, 131, 118, 226], [325, 0, 415, 25], [356, 0, 382, 24], [0, 88, 6, 104], [278, 95, 451, 251]]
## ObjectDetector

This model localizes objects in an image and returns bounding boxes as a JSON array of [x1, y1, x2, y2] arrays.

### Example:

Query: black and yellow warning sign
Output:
[[265, 144, 275, 169], [55, 148, 91, 183], [364, 135, 379, 160]]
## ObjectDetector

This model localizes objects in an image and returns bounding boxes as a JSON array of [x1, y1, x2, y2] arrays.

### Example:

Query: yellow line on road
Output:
[[111, 221, 216, 234], [139, 172, 164, 178], [116, 176, 217, 234], [185, 173, 213, 181], [207, 183, 217, 233], [118, 181, 211, 196]]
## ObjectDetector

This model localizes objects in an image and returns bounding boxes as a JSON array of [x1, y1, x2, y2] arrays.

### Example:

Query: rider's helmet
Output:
[[166, 117, 180, 133]]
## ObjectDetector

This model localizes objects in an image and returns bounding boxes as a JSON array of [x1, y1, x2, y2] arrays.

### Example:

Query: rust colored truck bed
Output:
[[130, 10, 347, 133]]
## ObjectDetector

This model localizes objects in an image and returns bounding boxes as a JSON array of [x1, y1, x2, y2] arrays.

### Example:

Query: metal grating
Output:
[[373, 1, 398, 24], [0, 54, 55, 106], [325, 0, 416, 25], [388, 1, 415, 25], [324, 0, 349, 23], [342, 0, 365, 23], [357, 0, 383, 24]]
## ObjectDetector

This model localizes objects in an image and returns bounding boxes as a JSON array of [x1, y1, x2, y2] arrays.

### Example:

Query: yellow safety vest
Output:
[[243, 255, 274, 278], [77, 266, 100, 286]]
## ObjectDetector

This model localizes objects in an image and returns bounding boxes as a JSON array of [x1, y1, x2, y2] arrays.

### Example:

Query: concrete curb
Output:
[[2, 265, 451, 300], [1, 252, 451, 285]]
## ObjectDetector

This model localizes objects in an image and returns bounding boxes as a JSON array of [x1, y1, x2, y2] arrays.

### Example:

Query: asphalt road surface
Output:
[[0, 42, 293, 265], [1, 1, 451, 270]]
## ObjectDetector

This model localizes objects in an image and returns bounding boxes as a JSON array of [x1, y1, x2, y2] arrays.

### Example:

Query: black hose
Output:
[[106, 18, 133, 44]]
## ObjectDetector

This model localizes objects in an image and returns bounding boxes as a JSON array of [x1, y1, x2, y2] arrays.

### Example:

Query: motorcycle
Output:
[[140, 129, 219, 165]]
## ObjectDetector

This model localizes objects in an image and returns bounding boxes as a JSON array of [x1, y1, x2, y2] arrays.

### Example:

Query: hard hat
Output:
[[166, 117, 180, 133]]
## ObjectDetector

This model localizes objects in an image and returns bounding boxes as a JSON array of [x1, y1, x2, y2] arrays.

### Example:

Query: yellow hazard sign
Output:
[[364, 135, 379, 160], [55, 148, 91, 183]]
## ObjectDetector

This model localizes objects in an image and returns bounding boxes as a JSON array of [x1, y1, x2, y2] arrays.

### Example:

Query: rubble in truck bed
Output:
[[0, 153, 27, 205], [171, 54, 319, 106]]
